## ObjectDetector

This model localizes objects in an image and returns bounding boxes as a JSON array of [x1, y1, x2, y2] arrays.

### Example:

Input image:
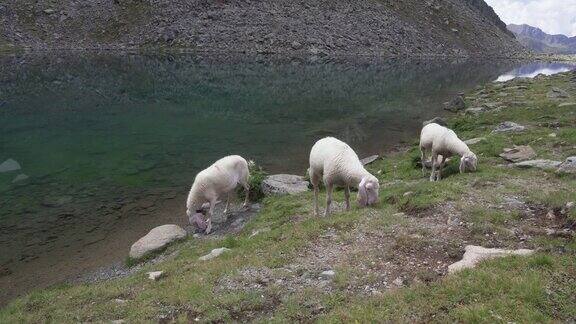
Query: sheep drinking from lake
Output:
[[186, 155, 250, 234], [420, 123, 478, 181], [309, 137, 380, 217]]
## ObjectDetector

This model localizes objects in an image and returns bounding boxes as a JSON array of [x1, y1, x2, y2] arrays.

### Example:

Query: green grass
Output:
[[1, 71, 575, 322]]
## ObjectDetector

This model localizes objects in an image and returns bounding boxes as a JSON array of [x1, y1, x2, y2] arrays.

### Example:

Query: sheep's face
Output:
[[357, 178, 380, 207], [459, 153, 478, 173], [188, 211, 207, 232]]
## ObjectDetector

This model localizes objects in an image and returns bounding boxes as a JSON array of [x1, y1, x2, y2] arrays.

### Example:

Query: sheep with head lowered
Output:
[[309, 137, 380, 217], [420, 123, 477, 181], [186, 155, 250, 234]]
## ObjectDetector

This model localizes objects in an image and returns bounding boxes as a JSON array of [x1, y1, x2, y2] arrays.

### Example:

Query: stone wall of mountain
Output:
[[1, 0, 526, 56], [508, 24, 576, 54]]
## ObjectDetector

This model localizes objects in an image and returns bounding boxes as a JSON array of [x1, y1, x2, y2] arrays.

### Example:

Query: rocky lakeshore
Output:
[[1, 68, 574, 322]]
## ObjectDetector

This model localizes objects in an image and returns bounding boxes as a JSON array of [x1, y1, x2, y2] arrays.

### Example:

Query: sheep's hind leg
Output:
[[240, 177, 250, 209], [430, 153, 438, 182], [437, 155, 447, 181], [421, 147, 427, 176], [224, 193, 231, 214], [344, 186, 351, 211], [311, 171, 321, 217], [205, 199, 216, 234], [324, 183, 334, 217]]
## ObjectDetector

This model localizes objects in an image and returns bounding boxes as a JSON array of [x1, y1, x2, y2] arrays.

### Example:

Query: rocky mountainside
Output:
[[0, 0, 525, 56], [508, 24, 576, 54]]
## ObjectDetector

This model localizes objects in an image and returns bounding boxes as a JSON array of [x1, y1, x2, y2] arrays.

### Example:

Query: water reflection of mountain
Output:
[[496, 62, 576, 82]]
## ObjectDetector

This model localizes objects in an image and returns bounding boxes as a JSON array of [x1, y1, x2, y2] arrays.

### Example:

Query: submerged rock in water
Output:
[[448, 245, 534, 273], [129, 225, 187, 259], [261, 174, 309, 196], [557, 156, 576, 174], [499, 145, 537, 163], [0, 158, 21, 173], [12, 174, 29, 183], [492, 121, 525, 133], [199, 247, 230, 261], [513, 159, 562, 170]]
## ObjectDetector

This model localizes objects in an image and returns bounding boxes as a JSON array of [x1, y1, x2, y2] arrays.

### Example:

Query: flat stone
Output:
[[514, 159, 562, 170], [547, 87, 570, 99], [465, 107, 487, 115], [464, 137, 487, 145], [129, 225, 187, 259], [12, 174, 29, 183], [320, 270, 336, 278], [499, 145, 537, 163], [261, 174, 309, 196], [199, 247, 230, 261], [147, 271, 164, 281], [557, 156, 576, 174], [0, 158, 21, 173], [360, 155, 379, 165], [448, 245, 534, 273], [492, 121, 525, 133], [558, 102, 576, 108]]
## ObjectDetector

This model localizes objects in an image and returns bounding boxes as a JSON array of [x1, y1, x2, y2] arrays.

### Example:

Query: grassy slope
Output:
[[1, 72, 575, 323]]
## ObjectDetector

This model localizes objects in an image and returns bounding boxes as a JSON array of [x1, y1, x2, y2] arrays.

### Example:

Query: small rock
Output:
[[129, 225, 187, 259], [549, 133, 557, 138], [464, 137, 486, 145], [147, 271, 164, 281], [111, 320, 125, 324], [558, 102, 576, 108], [291, 41, 303, 50], [448, 245, 534, 273], [12, 174, 29, 183], [199, 247, 230, 261], [403, 191, 413, 197], [392, 277, 405, 286], [557, 156, 576, 174], [43, 8, 55, 14], [261, 174, 309, 196], [393, 212, 406, 217], [360, 155, 379, 166], [566, 202, 575, 210], [320, 270, 336, 278], [0, 158, 21, 173], [443, 95, 466, 112], [492, 121, 525, 133], [114, 299, 127, 304], [513, 159, 562, 170], [499, 145, 537, 163], [423, 117, 448, 127]]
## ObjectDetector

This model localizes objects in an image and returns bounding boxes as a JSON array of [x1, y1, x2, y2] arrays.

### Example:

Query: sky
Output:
[[484, 0, 576, 37]]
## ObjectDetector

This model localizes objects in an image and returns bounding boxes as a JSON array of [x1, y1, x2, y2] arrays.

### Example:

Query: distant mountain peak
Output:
[[507, 24, 576, 54]]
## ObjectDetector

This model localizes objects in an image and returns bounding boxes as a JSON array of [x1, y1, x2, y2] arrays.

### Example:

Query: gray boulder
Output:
[[0, 158, 21, 173], [360, 155, 379, 166], [557, 156, 576, 174], [514, 159, 562, 170], [261, 174, 309, 196], [423, 117, 448, 127], [499, 145, 536, 163], [443, 95, 466, 112], [492, 121, 525, 133], [199, 247, 230, 261], [129, 225, 187, 259]]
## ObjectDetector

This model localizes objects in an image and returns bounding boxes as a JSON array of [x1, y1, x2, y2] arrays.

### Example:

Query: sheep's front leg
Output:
[[430, 153, 438, 182], [437, 156, 447, 181], [224, 193, 231, 214], [205, 200, 216, 234], [344, 186, 351, 211], [242, 182, 250, 209], [324, 183, 334, 217]]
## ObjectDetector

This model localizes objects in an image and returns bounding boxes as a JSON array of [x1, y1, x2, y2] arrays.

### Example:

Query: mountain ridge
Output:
[[507, 23, 576, 54], [0, 0, 525, 56]]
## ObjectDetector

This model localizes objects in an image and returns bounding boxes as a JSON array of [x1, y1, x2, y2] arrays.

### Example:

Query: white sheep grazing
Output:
[[420, 123, 478, 181], [186, 155, 250, 234], [309, 137, 380, 217]]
